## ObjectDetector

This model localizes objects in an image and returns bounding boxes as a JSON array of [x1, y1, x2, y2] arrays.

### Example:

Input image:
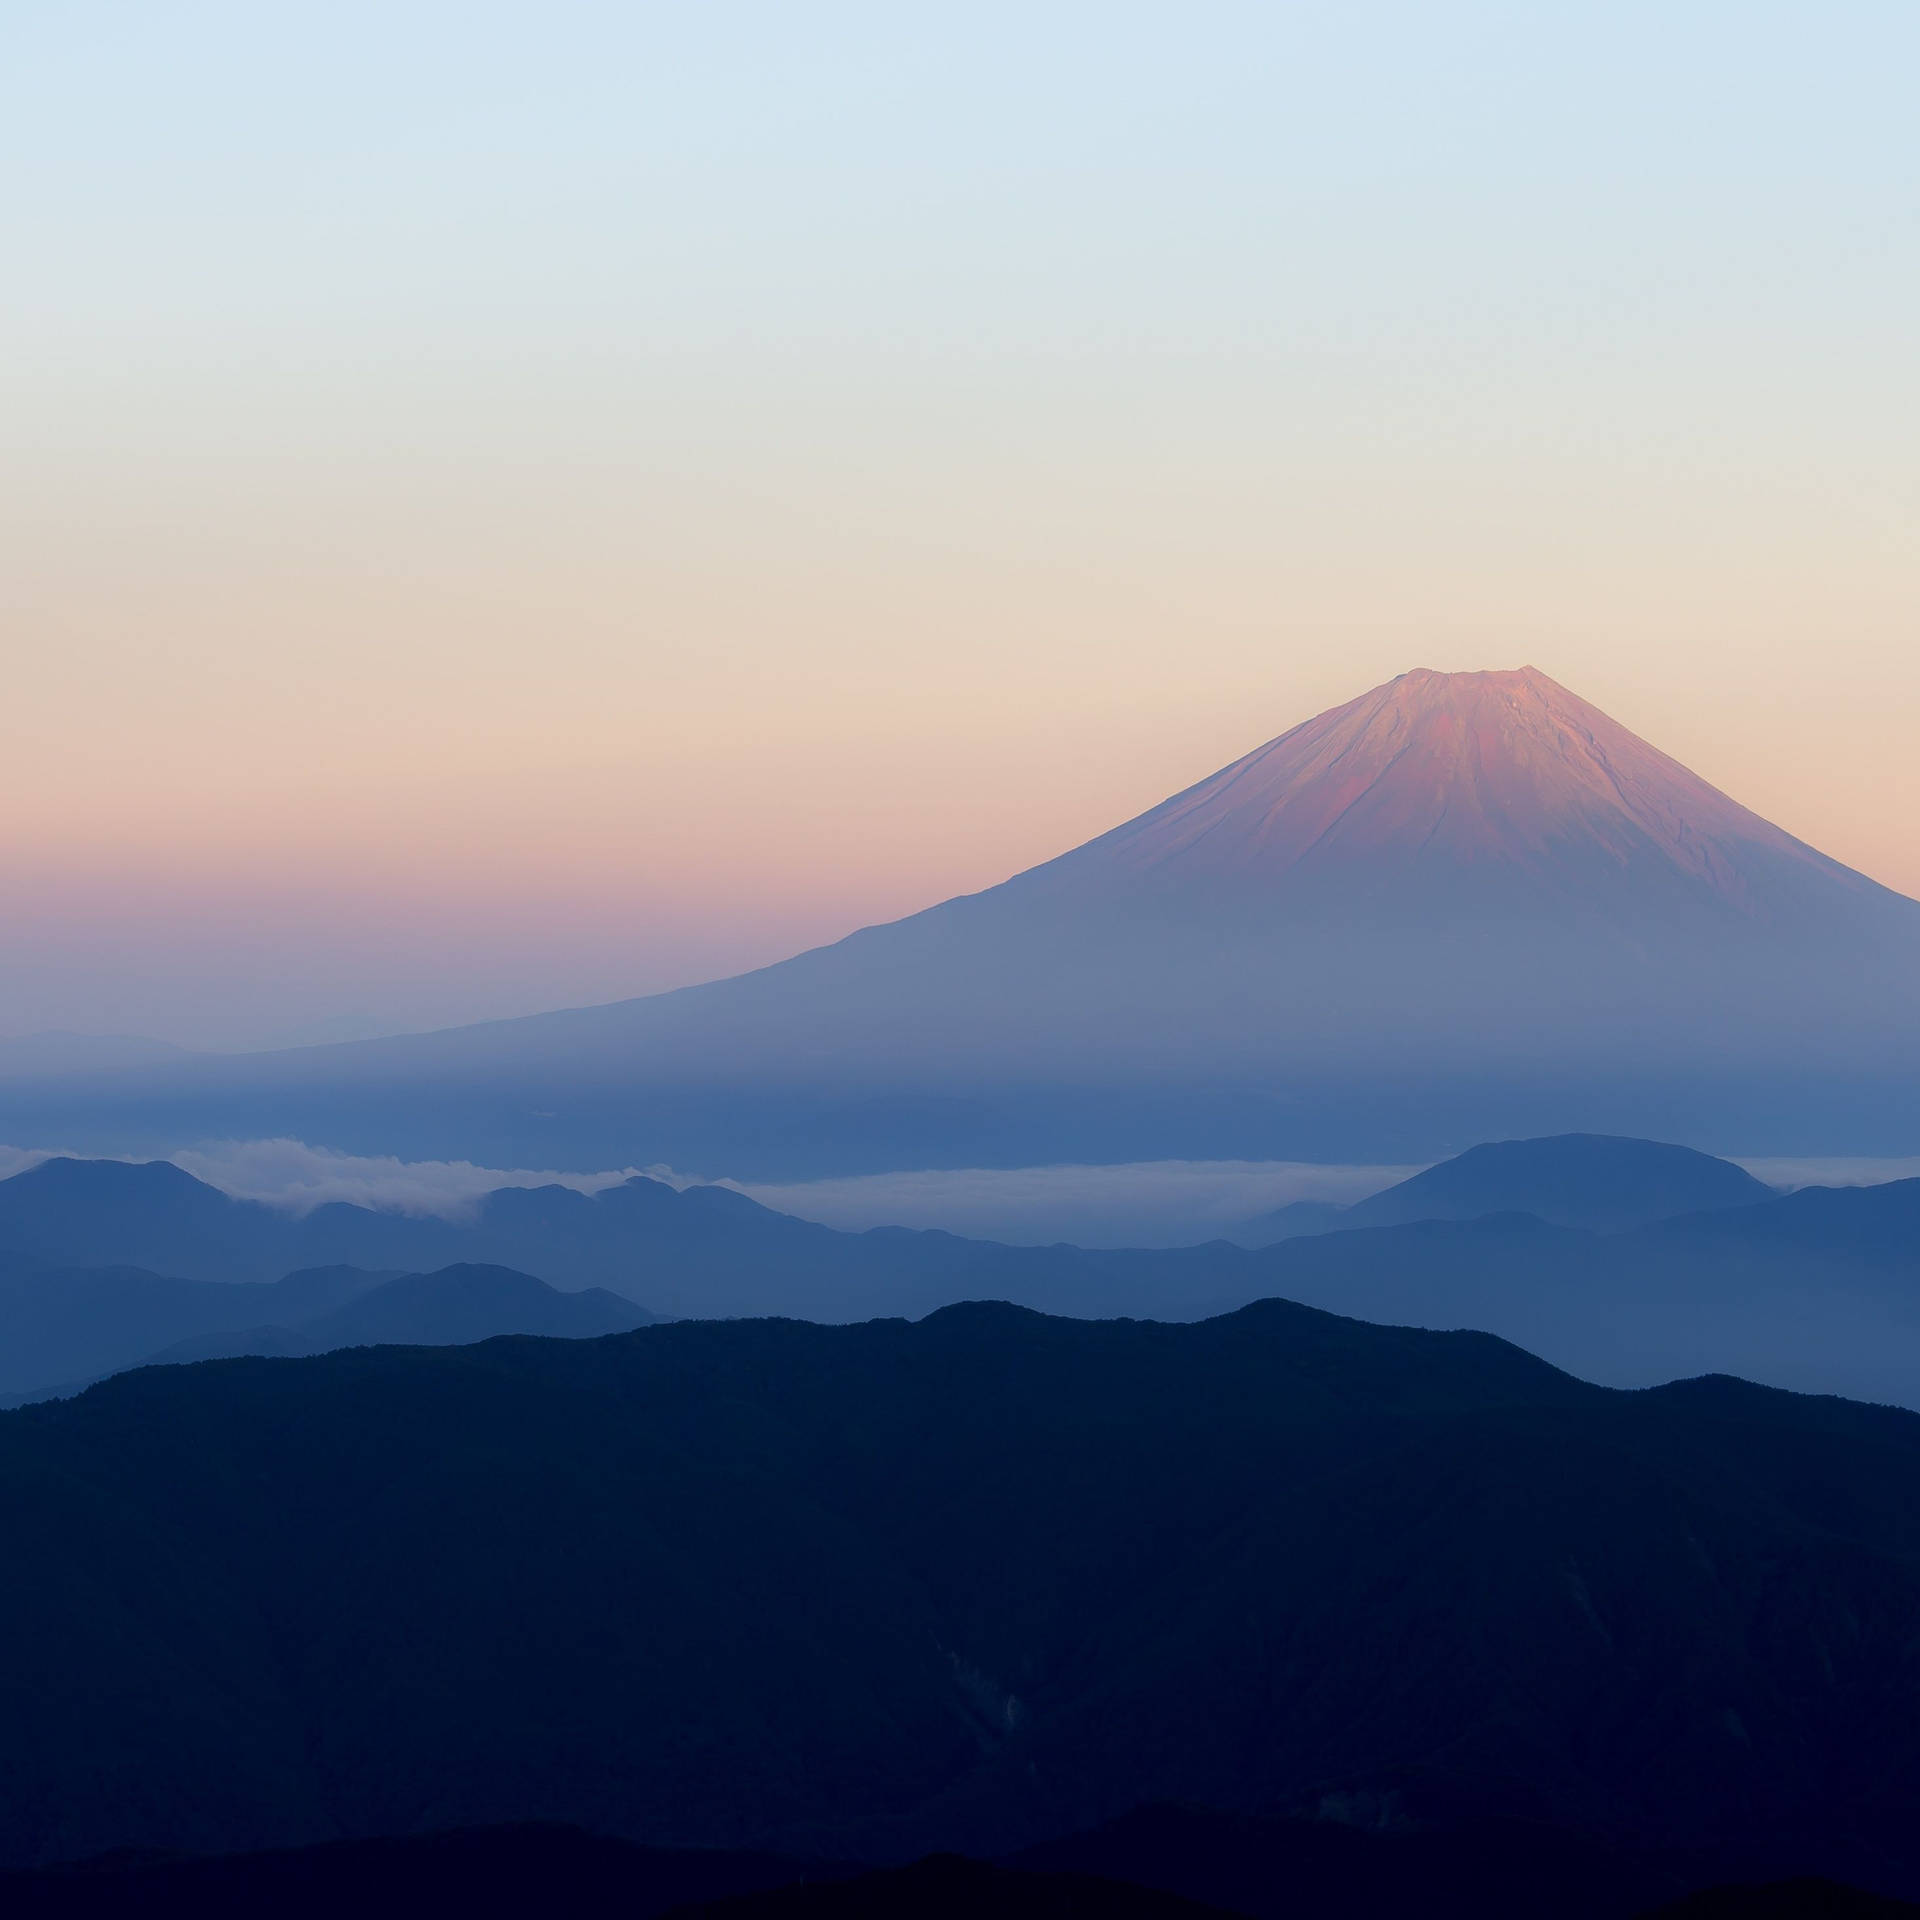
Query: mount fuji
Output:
[[13, 668, 1920, 1176]]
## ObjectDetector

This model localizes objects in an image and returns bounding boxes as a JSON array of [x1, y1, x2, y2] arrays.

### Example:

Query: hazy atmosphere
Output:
[[5, 3, 1916, 1046], [8, 12, 1920, 1916]]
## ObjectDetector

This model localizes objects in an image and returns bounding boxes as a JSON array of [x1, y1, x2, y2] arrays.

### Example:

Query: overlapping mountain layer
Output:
[[11, 670, 1919, 1174], [8, 1303, 1920, 1893]]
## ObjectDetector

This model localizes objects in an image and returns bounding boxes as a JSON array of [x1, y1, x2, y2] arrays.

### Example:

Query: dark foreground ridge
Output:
[[0, 1826, 855, 1920], [6, 1821, 1916, 1920], [4, 1302, 1920, 1895], [1646, 1888, 1920, 1920]]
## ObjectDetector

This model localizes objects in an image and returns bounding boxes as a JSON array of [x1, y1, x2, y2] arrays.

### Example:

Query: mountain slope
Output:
[[139, 1266, 651, 1369], [0, 1260, 388, 1400], [7, 1153, 1920, 1408], [0, 1239, 655, 1401], [1210, 1192, 1920, 1408], [4, 1305, 1920, 1889], [1346, 1134, 1775, 1230], [0, 1827, 863, 1920], [0, 1157, 300, 1281], [1014, 666, 1885, 920], [297, 1263, 648, 1347], [6, 669, 1919, 1175], [1660, 1177, 1920, 1264], [1237, 1134, 1776, 1241], [3, 1817, 1893, 1920]]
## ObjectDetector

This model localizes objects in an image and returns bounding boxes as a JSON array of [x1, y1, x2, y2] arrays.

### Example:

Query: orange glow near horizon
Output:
[[3, 7, 1916, 1046]]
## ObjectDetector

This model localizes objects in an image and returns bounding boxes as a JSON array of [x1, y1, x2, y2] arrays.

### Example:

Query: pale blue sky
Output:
[[2, 4, 1916, 1045]]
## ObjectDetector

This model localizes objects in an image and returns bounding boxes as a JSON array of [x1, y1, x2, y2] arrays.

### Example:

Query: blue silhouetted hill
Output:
[[143, 1264, 649, 1364], [1238, 1135, 1773, 1241], [7, 1149, 1920, 1406], [0, 1258, 652, 1402]]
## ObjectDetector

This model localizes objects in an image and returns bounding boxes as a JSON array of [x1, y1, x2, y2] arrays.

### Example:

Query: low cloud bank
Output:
[[734, 1160, 1423, 1249], [4, 1140, 1913, 1241], [1737, 1155, 1920, 1192], [743, 1154, 1920, 1246], [0, 1138, 691, 1222], [169, 1140, 678, 1220], [0, 1139, 1414, 1241]]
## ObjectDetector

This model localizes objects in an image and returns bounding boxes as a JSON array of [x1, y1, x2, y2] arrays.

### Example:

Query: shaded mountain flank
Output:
[[145, 1263, 649, 1361], [0, 1827, 865, 1920], [4, 1303, 1920, 1899], [668, 1853, 1237, 1918], [1644, 1886, 1920, 1920], [7, 670, 1920, 1175], [0, 1258, 652, 1405], [3, 1140, 1919, 1407], [0, 1828, 1225, 1920], [5, 1819, 1912, 1920], [1234, 1135, 1775, 1241]]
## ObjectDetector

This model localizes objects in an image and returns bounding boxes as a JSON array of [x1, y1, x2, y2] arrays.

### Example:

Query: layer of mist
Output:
[[0, 1139, 676, 1224], [6, 1137, 1918, 1245], [735, 1160, 1420, 1248]]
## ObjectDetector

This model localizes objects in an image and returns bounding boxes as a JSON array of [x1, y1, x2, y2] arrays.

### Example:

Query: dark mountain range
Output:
[[1647, 1887, 1920, 1920], [1660, 1177, 1920, 1267], [145, 1265, 649, 1363], [1205, 1190, 1920, 1410], [6, 669, 1920, 1176], [1228, 1199, 1351, 1244], [0, 1153, 880, 1291], [0, 1132, 1813, 1299], [3, 1145, 1918, 1406], [5, 1818, 1905, 1920], [1234, 1134, 1774, 1242], [0, 1156, 461, 1284], [0, 1827, 1224, 1920], [1015, 1804, 1708, 1920], [677, 1854, 1231, 1918], [0, 1826, 861, 1920], [4, 1303, 1920, 1896], [0, 1260, 382, 1400], [0, 1258, 652, 1403]]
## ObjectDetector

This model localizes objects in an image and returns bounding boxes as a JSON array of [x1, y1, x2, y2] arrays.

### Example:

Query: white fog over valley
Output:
[[4, 1139, 1918, 1247]]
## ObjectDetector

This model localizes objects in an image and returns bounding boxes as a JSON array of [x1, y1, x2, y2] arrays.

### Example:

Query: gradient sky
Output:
[[3, 3, 1916, 1048]]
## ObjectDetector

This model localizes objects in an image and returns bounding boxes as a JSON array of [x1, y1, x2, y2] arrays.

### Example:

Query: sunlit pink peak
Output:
[[1057, 665, 1873, 909]]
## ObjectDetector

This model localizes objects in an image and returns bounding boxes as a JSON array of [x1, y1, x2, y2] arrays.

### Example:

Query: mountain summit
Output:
[[10, 669, 1920, 1174], [1048, 667, 1878, 921]]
